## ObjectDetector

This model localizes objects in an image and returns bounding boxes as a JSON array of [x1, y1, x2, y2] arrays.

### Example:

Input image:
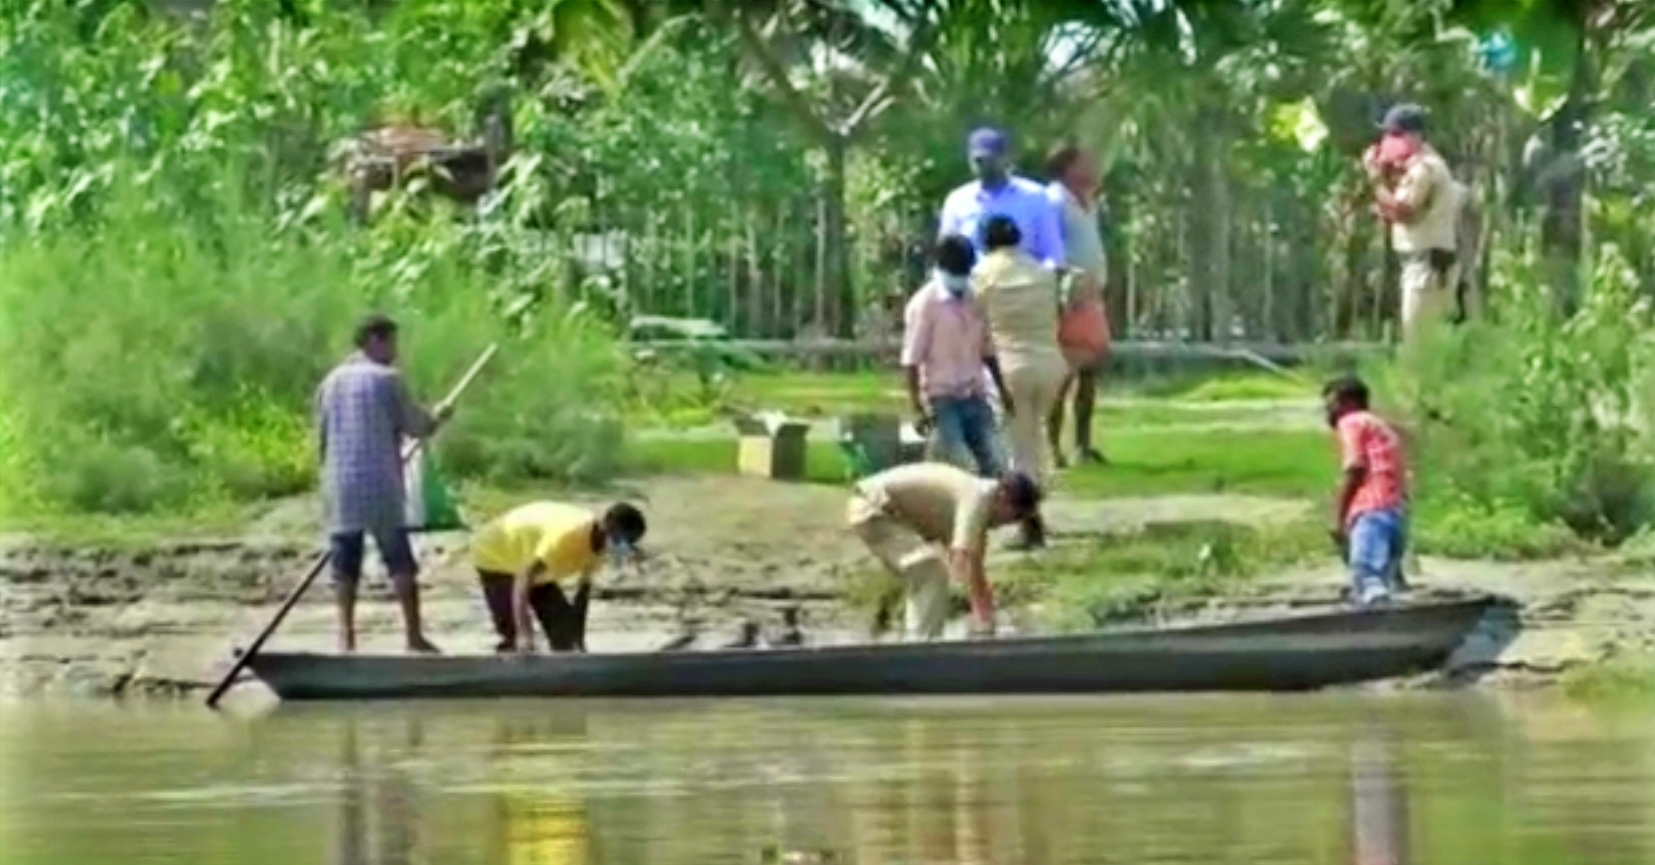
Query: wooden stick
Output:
[[204, 343, 500, 709]]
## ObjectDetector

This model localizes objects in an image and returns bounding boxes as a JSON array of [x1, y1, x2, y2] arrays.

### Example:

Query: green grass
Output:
[[631, 367, 1323, 430], [1057, 429, 1330, 498], [1562, 655, 1655, 702], [1000, 517, 1332, 630], [0, 504, 272, 549], [843, 516, 1333, 633], [624, 427, 1334, 499]]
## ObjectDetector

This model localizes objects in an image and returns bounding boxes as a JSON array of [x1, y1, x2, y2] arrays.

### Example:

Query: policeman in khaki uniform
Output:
[[1364, 103, 1466, 340]]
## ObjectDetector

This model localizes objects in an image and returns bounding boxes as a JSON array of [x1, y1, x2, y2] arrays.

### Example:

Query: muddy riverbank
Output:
[[0, 475, 1647, 699]]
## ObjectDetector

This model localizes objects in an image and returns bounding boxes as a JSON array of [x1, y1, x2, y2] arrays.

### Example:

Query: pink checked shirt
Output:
[[901, 282, 993, 400]]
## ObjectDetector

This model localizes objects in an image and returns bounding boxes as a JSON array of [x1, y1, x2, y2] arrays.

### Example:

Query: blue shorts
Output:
[[1348, 507, 1407, 592], [330, 527, 419, 585]]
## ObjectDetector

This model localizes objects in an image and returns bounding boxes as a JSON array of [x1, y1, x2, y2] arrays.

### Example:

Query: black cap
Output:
[[1380, 103, 1427, 135]]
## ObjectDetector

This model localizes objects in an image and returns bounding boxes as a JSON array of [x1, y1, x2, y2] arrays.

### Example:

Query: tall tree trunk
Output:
[[1189, 103, 1232, 342], [822, 136, 853, 338], [1541, 11, 1593, 316]]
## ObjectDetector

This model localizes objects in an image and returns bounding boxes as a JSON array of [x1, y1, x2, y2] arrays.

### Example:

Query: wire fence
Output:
[[543, 185, 1409, 353]]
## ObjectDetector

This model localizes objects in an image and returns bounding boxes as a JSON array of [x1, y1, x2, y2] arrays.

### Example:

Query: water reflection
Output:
[[317, 700, 1439, 865], [1348, 723, 1409, 865], [13, 696, 1655, 865], [485, 712, 594, 865], [334, 713, 422, 865]]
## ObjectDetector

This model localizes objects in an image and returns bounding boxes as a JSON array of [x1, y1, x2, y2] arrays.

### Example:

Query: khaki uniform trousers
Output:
[[998, 353, 1067, 485], [1400, 251, 1461, 343], [846, 493, 952, 640]]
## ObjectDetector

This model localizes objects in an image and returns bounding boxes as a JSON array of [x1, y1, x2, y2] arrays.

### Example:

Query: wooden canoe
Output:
[[245, 596, 1498, 702]]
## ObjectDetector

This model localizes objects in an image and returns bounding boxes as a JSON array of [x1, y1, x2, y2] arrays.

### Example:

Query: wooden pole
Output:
[[204, 343, 500, 708]]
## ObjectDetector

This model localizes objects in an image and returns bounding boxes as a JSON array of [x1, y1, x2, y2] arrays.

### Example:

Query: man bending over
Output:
[[470, 500, 647, 653], [846, 463, 1042, 640]]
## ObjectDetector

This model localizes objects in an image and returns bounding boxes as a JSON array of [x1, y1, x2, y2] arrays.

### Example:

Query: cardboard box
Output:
[[733, 414, 811, 481], [837, 413, 927, 477]]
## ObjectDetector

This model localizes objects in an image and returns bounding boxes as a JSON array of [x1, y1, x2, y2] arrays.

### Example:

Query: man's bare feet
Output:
[[407, 637, 442, 655], [1075, 447, 1107, 465]]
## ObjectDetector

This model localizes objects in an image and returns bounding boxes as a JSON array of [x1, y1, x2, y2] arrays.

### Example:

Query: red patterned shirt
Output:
[[1336, 410, 1407, 525]]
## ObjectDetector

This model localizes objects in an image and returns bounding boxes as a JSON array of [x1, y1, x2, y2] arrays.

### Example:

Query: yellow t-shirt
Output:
[[470, 501, 599, 585], [502, 796, 591, 865]]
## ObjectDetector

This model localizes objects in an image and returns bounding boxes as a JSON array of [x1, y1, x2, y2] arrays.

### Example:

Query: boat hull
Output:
[[246, 597, 1497, 702]]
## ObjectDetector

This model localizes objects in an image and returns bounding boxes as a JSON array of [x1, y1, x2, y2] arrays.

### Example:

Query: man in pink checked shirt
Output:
[[901, 234, 1013, 477]]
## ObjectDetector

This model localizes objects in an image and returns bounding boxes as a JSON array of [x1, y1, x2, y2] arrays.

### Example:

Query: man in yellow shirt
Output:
[[847, 463, 1042, 639], [470, 501, 647, 653]]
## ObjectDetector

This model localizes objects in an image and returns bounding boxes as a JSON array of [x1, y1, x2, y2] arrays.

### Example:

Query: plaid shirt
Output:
[[1337, 410, 1407, 525], [315, 352, 437, 533]]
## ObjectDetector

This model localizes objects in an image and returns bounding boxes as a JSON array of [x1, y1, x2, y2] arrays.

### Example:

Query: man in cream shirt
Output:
[[846, 462, 1043, 640], [1365, 103, 1465, 341], [973, 214, 1066, 550]]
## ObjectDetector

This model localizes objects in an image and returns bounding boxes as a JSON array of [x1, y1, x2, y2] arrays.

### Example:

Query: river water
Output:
[[2, 693, 1651, 864]]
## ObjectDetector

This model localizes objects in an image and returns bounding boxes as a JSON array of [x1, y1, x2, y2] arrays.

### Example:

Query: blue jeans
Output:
[[930, 394, 1002, 478], [1348, 507, 1407, 599]]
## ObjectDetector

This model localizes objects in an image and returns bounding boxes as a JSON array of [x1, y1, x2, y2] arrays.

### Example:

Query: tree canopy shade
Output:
[[3, 0, 1655, 338]]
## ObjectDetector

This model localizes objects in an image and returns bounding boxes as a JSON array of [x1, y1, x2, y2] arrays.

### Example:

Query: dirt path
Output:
[[0, 474, 1647, 698]]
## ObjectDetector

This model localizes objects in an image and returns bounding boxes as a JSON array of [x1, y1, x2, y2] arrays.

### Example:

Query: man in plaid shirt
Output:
[[316, 313, 451, 653], [1323, 375, 1409, 607]]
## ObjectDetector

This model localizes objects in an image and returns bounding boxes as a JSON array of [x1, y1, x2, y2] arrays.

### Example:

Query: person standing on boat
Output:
[[1323, 376, 1410, 607], [972, 214, 1065, 550], [469, 500, 647, 654], [847, 462, 1043, 640], [902, 233, 1011, 477], [316, 312, 451, 654]]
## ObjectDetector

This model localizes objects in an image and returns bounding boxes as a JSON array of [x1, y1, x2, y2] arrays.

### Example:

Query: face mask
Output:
[[606, 535, 635, 566], [939, 272, 971, 298]]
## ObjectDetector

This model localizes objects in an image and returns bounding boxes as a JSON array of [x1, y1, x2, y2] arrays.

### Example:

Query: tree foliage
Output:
[[4, 0, 1655, 522]]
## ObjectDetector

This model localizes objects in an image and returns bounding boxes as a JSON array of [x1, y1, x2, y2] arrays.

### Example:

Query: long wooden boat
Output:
[[245, 596, 1498, 702]]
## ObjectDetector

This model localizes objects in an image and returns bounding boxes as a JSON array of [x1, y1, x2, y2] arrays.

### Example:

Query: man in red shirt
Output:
[[1323, 376, 1410, 607]]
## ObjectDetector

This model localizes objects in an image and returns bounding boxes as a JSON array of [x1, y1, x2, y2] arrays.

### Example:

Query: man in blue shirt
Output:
[[937, 127, 1065, 270]]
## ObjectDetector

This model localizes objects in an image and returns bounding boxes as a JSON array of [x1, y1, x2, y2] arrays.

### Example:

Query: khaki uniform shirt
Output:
[[849, 463, 998, 552], [972, 249, 1063, 367], [1389, 146, 1462, 254]]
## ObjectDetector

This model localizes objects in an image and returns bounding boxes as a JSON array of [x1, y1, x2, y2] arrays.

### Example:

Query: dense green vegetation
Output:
[[1, 0, 1654, 570]]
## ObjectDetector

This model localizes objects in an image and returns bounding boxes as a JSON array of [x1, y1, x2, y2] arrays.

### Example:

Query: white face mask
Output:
[[939, 271, 971, 298], [606, 535, 636, 566]]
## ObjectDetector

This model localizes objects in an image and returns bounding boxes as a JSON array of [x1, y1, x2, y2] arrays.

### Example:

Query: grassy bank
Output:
[[0, 179, 633, 523]]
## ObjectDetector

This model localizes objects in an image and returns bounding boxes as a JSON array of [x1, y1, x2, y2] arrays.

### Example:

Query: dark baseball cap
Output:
[[1380, 103, 1427, 135], [968, 127, 1009, 157]]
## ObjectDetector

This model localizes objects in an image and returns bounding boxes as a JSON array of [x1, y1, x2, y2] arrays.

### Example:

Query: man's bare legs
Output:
[[1049, 366, 1107, 468], [335, 580, 358, 653], [332, 529, 441, 654], [1071, 366, 1106, 463], [391, 571, 441, 654]]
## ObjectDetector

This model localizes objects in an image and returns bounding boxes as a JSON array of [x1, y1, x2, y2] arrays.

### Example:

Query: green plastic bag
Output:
[[404, 445, 466, 532]]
